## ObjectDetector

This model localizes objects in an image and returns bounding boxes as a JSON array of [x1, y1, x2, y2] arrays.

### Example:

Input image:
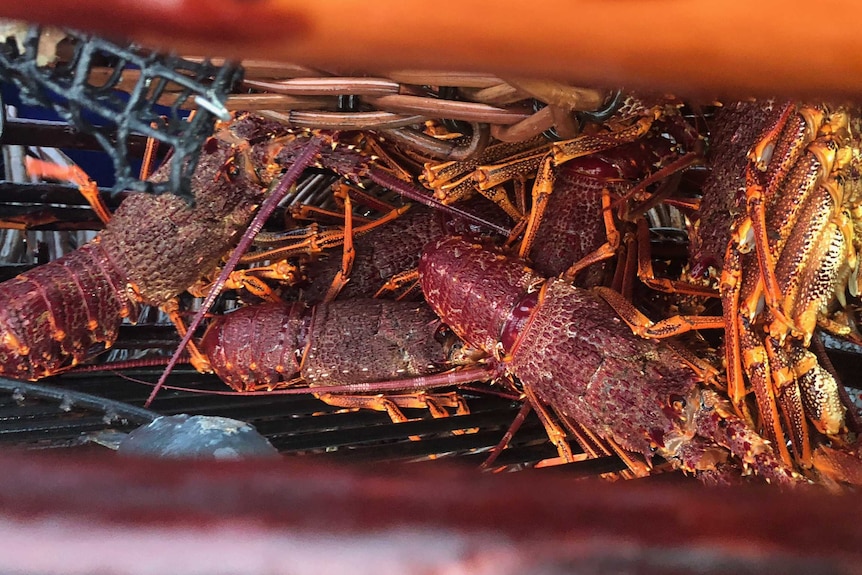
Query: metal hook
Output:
[[576, 89, 624, 124]]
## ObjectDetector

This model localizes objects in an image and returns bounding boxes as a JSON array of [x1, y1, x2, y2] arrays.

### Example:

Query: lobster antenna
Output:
[[145, 136, 327, 407]]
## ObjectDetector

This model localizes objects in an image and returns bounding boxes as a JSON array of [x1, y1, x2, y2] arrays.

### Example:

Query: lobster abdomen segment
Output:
[[0, 243, 136, 379], [200, 302, 309, 391]]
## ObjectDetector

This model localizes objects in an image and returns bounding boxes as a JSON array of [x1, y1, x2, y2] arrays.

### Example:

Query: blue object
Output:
[[118, 414, 280, 460]]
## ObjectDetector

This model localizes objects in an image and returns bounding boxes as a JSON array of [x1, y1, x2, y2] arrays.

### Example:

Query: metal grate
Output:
[[0, 368, 627, 476]]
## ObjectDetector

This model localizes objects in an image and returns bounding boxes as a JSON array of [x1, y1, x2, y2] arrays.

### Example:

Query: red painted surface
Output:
[[0, 451, 859, 574]]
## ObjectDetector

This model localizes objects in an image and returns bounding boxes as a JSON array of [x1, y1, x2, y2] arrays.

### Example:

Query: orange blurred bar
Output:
[[1, 0, 861, 100]]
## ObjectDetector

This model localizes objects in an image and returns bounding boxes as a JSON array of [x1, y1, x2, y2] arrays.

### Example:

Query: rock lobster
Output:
[[0, 115, 270, 379], [418, 235, 800, 485]]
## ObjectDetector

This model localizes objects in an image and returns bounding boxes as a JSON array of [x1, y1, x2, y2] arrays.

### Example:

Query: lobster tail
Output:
[[200, 302, 309, 392], [0, 243, 136, 379]]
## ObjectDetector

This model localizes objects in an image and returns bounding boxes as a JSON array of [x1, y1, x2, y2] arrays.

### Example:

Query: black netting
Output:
[[0, 25, 243, 202]]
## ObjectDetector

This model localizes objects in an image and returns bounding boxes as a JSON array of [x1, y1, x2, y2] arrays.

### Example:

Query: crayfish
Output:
[[418, 235, 799, 485], [199, 299, 473, 422], [0, 114, 270, 379], [688, 101, 862, 484]]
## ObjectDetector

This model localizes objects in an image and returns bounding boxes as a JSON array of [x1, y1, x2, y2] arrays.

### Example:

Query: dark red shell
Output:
[[0, 115, 272, 380], [691, 101, 787, 272], [200, 302, 309, 392], [528, 137, 677, 282], [303, 206, 448, 301], [527, 162, 615, 283], [301, 299, 448, 386], [302, 200, 511, 303], [419, 239, 699, 458], [419, 236, 541, 354], [100, 118, 266, 306], [509, 279, 700, 457], [0, 243, 134, 379]]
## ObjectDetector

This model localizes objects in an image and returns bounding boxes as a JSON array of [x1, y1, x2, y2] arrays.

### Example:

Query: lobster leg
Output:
[[313, 389, 473, 442], [195, 261, 305, 302], [373, 270, 420, 299], [518, 155, 555, 259], [204, 203, 413, 300], [25, 158, 112, 226], [719, 240, 753, 421], [550, 115, 654, 164], [559, 187, 620, 281], [317, 391, 468, 418], [521, 386, 578, 464], [723, 243, 795, 465], [634, 219, 719, 298], [159, 298, 214, 373], [138, 134, 161, 180], [592, 286, 724, 339], [323, 191, 355, 302], [764, 337, 813, 466], [290, 204, 373, 226]]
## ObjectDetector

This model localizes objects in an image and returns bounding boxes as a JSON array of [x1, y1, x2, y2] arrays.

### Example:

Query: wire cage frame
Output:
[[0, 24, 242, 201]]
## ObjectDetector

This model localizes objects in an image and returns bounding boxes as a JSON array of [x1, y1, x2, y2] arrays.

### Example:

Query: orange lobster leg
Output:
[[518, 154, 555, 259], [159, 298, 214, 374], [209, 203, 412, 300], [559, 188, 620, 282], [720, 241, 793, 465], [550, 115, 655, 165], [593, 286, 724, 339], [634, 219, 719, 298], [719, 243, 754, 423], [522, 384, 578, 464], [323, 192, 355, 302], [374, 269, 420, 299], [764, 338, 813, 466], [290, 204, 373, 226], [25, 158, 113, 226], [315, 391, 471, 442]]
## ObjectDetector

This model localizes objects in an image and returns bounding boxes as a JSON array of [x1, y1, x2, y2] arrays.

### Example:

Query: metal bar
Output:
[[0, 117, 150, 154], [0, 378, 158, 424], [0, 181, 124, 207]]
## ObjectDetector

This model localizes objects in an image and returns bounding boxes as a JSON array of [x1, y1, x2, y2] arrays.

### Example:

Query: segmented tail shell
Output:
[[0, 243, 136, 379], [419, 235, 541, 354], [200, 302, 308, 392]]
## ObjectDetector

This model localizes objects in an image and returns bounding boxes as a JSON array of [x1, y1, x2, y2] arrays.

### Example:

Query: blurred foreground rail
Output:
[[0, 451, 861, 574], [1, 0, 862, 99]]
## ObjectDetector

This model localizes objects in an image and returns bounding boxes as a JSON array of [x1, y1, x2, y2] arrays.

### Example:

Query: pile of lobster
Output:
[[2, 92, 862, 489]]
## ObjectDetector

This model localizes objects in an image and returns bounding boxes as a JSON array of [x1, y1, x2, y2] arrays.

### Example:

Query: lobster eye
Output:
[[434, 324, 454, 344], [204, 137, 219, 154], [670, 394, 687, 410]]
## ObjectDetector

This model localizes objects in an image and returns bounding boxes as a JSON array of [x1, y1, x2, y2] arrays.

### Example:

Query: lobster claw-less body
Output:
[[199, 299, 472, 422], [420, 235, 800, 485], [0, 115, 272, 379], [200, 299, 451, 392]]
